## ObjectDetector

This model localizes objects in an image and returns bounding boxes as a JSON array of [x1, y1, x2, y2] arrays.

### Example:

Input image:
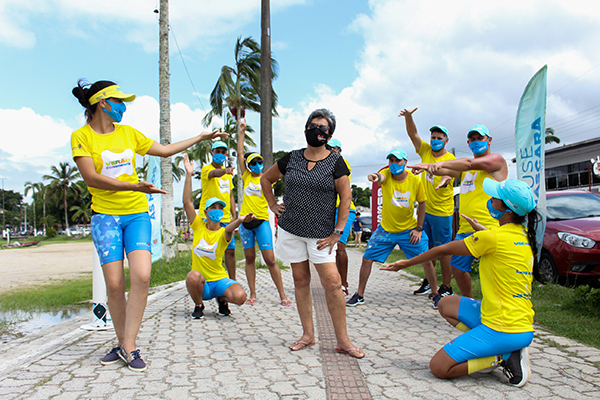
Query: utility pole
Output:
[[159, 0, 177, 260], [1, 178, 5, 229], [260, 0, 273, 168]]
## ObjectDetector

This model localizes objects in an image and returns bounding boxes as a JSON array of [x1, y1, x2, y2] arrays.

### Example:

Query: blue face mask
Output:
[[431, 139, 445, 152], [469, 139, 489, 156], [248, 163, 264, 174], [206, 209, 224, 223], [389, 162, 405, 175], [486, 199, 509, 220], [102, 100, 126, 122], [212, 153, 226, 165]]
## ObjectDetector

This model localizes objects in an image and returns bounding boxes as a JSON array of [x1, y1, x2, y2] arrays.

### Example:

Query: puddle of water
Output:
[[0, 305, 91, 342]]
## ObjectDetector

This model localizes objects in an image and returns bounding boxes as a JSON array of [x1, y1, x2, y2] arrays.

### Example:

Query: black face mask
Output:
[[305, 127, 330, 147]]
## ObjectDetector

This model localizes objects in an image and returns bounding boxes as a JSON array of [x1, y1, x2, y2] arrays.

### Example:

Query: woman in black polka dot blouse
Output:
[[261, 109, 364, 359]]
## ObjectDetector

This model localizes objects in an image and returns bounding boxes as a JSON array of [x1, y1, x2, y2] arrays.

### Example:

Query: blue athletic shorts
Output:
[[423, 213, 453, 247], [220, 222, 236, 250], [363, 225, 429, 263], [335, 208, 356, 245], [239, 220, 274, 250], [202, 278, 238, 301], [444, 297, 533, 363], [450, 232, 476, 272], [91, 212, 151, 266]]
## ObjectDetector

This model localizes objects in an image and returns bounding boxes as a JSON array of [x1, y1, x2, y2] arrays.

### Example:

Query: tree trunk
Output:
[[159, 0, 177, 260], [43, 193, 47, 233], [64, 187, 70, 236], [236, 107, 243, 211], [260, 0, 273, 168]]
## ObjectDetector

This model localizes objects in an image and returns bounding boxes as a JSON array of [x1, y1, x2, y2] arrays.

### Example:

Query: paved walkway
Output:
[[1, 249, 599, 399]]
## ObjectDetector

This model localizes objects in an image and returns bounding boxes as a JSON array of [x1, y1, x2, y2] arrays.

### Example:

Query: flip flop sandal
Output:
[[245, 298, 256, 305], [335, 347, 365, 359], [281, 299, 293, 306], [289, 340, 315, 351]]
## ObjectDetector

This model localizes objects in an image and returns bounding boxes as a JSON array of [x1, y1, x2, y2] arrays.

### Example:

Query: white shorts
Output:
[[276, 227, 337, 265]]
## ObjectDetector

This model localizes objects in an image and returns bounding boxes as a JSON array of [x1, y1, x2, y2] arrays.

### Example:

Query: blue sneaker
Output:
[[100, 345, 123, 365], [346, 292, 364, 307], [119, 348, 147, 372], [432, 294, 442, 309]]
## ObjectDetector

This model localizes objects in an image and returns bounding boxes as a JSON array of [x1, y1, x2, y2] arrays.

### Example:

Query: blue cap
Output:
[[211, 141, 228, 150], [430, 125, 449, 136], [482, 178, 536, 216], [468, 125, 490, 138], [327, 138, 342, 148], [386, 148, 408, 161], [205, 197, 226, 210]]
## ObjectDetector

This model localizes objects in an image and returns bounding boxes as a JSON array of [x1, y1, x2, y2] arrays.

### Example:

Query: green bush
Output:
[[46, 228, 57, 238], [568, 285, 600, 318]]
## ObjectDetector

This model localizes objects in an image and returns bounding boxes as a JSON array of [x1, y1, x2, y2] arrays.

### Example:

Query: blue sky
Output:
[[2, 0, 600, 206]]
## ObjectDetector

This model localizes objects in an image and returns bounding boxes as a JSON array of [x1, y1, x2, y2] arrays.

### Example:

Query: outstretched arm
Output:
[[147, 129, 229, 158], [182, 154, 197, 225], [380, 240, 471, 271], [409, 162, 461, 179], [398, 107, 422, 153], [225, 213, 255, 242], [236, 118, 247, 176], [436, 153, 507, 174]]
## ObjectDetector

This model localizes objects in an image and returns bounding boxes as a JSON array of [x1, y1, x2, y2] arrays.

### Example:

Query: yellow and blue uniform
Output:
[[443, 223, 534, 363], [238, 170, 274, 250], [417, 140, 455, 247], [451, 169, 500, 271], [200, 163, 235, 250], [190, 216, 236, 299], [364, 168, 429, 263], [71, 124, 155, 265], [335, 158, 356, 245]]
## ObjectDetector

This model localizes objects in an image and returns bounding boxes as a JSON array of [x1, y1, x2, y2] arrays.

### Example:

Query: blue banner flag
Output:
[[147, 156, 163, 263], [515, 65, 547, 260]]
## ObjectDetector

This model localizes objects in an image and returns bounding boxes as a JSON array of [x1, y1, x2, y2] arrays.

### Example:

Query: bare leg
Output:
[[225, 248, 236, 281], [437, 295, 461, 326], [102, 260, 126, 346], [430, 347, 468, 379], [262, 249, 290, 303], [291, 261, 315, 346], [335, 241, 349, 289], [223, 283, 247, 305], [355, 232, 362, 248], [440, 255, 452, 287], [186, 270, 206, 306], [422, 260, 439, 296], [122, 250, 152, 354], [451, 266, 472, 298], [243, 247, 257, 300], [357, 258, 374, 296], [314, 262, 359, 352]]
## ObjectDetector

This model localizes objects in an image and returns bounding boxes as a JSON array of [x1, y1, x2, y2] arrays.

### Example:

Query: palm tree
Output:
[[545, 127, 560, 145], [70, 199, 92, 224], [202, 36, 278, 206], [138, 156, 186, 183], [24, 181, 45, 234], [43, 162, 81, 235]]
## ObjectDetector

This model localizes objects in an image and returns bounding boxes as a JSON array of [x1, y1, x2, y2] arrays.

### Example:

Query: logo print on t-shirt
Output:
[[460, 171, 478, 194], [218, 178, 231, 194], [426, 172, 435, 185], [101, 148, 134, 179], [244, 182, 262, 197], [193, 238, 218, 260], [391, 190, 410, 208]]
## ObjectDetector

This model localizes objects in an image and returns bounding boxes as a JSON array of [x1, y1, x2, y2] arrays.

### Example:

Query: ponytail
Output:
[[72, 79, 116, 124], [515, 208, 542, 270]]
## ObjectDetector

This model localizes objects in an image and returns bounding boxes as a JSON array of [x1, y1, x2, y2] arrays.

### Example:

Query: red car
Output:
[[536, 191, 600, 284]]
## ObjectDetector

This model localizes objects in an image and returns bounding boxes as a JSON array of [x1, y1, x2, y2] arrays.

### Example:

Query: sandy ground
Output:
[[0, 242, 97, 294]]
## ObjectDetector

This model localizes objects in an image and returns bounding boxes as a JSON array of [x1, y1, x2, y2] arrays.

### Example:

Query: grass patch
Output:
[[0, 277, 93, 312], [0, 235, 93, 249]]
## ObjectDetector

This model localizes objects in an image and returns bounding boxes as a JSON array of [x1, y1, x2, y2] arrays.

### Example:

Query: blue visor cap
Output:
[[482, 178, 536, 216], [386, 148, 408, 161], [205, 197, 227, 210], [430, 125, 449, 136], [327, 138, 342, 148], [467, 125, 490, 138], [211, 141, 228, 150]]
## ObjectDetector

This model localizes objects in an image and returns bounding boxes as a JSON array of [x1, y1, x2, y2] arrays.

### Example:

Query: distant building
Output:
[[545, 137, 600, 193]]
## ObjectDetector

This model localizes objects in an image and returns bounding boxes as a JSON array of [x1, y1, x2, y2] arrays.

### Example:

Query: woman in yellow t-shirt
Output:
[[381, 178, 539, 388], [71, 79, 227, 372], [236, 119, 291, 306]]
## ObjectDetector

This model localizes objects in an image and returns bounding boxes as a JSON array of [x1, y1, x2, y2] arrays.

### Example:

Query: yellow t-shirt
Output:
[[240, 170, 269, 220], [335, 158, 356, 211], [190, 216, 230, 282], [457, 170, 499, 234], [464, 224, 534, 333], [71, 124, 155, 215], [417, 140, 455, 217], [200, 164, 233, 223], [380, 168, 427, 233]]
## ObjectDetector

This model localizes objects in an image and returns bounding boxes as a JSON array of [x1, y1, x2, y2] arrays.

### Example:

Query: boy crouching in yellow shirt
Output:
[[183, 154, 253, 319]]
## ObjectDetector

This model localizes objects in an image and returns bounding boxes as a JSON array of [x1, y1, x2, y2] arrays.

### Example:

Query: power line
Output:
[[169, 23, 206, 110]]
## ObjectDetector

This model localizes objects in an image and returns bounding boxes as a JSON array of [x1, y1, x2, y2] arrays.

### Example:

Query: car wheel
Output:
[[534, 252, 559, 284]]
